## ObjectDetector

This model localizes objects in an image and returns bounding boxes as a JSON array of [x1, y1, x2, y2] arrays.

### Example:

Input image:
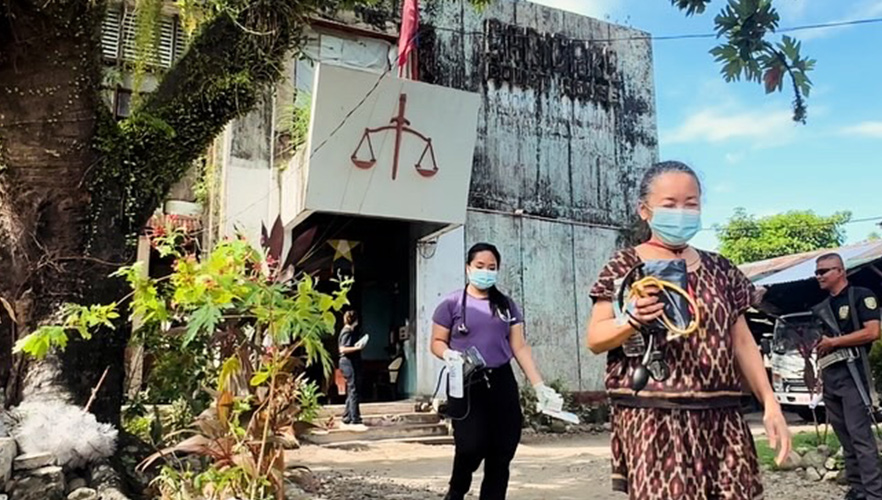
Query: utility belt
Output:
[[818, 348, 859, 372]]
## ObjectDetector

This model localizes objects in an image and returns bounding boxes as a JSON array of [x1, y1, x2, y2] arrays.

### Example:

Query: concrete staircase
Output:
[[303, 400, 453, 447]]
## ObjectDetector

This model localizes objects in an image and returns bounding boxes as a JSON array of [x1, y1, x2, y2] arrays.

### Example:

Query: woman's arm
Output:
[[733, 315, 791, 465], [510, 323, 542, 386], [431, 323, 452, 360]]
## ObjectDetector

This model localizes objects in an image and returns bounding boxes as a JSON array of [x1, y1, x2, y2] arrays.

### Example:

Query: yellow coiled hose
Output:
[[628, 276, 701, 338]]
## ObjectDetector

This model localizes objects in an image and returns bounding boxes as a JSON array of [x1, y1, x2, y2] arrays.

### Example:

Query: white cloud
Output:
[[529, 0, 620, 20], [776, 0, 810, 20], [661, 108, 797, 147], [797, 0, 882, 41], [725, 152, 745, 165], [842, 121, 882, 138]]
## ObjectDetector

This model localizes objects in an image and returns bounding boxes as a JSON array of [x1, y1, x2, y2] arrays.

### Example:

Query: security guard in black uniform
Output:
[[813, 253, 882, 500]]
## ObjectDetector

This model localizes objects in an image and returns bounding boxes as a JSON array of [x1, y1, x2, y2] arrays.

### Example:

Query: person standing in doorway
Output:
[[814, 253, 882, 500], [339, 310, 367, 430], [586, 161, 790, 499], [431, 242, 562, 500]]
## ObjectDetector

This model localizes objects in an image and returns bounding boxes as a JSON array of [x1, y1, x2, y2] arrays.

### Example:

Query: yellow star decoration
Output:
[[327, 240, 360, 262]]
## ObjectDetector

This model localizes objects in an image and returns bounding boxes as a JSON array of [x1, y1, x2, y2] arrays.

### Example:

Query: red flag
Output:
[[397, 0, 419, 78]]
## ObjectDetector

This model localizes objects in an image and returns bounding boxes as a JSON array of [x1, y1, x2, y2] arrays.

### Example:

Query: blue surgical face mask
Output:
[[648, 207, 701, 247], [468, 268, 498, 290]]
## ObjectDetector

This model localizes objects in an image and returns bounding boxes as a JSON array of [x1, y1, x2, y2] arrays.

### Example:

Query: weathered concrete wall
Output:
[[420, 0, 658, 391], [415, 227, 466, 396], [220, 94, 275, 245], [215, 0, 659, 394]]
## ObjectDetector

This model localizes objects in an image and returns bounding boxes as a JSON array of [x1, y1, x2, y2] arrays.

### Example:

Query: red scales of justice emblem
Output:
[[350, 93, 438, 180]]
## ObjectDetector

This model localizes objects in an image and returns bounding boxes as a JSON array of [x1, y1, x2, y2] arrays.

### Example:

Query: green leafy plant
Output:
[[870, 341, 882, 397], [277, 91, 312, 159], [296, 379, 322, 424], [16, 224, 348, 498]]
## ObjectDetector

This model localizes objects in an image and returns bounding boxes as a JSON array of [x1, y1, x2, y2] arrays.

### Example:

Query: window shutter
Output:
[[101, 8, 122, 60]]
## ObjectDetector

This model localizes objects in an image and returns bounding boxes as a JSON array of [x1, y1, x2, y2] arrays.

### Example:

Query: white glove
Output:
[[443, 349, 462, 365], [534, 383, 563, 413]]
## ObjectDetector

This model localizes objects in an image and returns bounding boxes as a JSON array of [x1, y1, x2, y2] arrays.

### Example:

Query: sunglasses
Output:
[[815, 267, 840, 277]]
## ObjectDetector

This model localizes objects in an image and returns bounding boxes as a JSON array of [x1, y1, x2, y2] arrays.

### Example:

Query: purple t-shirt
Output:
[[432, 290, 523, 368]]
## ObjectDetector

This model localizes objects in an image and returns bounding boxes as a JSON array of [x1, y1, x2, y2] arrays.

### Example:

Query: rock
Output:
[[822, 471, 838, 482], [286, 468, 320, 494], [88, 460, 129, 500], [66, 477, 87, 492], [795, 467, 807, 480], [777, 451, 803, 471], [9, 466, 65, 500], [602, 422, 612, 432], [12, 453, 54, 471], [824, 457, 838, 471], [817, 445, 830, 457], [550, 420, 567, 434], [66, 488, 97, 500], [802, 450, 827, 471], [837, 470, 849, 485], [284, 481, 312, 500], [0, 437, 17, 488], [806, 467, 823, 482]]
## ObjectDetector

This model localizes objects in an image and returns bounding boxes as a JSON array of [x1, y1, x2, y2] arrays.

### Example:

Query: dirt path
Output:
[[288, 432, 847, 500]]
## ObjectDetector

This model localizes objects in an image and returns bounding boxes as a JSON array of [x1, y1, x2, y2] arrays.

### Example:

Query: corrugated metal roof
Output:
[[738, 241, 882, 287]]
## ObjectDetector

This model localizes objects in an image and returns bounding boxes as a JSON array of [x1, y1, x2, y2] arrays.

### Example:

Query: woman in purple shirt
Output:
[[432, 242, 561, 500]]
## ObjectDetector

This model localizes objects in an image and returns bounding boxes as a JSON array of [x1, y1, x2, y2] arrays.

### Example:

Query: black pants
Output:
[[446, 363, 522, 500], [824, 363, 882, 499], [340, 358, 362, 424]]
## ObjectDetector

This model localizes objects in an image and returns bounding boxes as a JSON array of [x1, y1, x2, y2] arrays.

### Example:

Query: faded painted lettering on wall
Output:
[[484, 18, 622, 106]]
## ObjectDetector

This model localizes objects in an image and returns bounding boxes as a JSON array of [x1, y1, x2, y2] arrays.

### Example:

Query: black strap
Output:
[[848, 287, 861, 333]]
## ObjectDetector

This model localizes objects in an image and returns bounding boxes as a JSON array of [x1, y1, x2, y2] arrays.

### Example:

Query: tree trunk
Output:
[[1, 0, 314, 429], [0, 1, 127, 424]]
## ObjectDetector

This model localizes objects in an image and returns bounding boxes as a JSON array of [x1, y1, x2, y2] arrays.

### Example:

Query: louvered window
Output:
[[101, 8, 123, 60], [101, 5, 188, 69]]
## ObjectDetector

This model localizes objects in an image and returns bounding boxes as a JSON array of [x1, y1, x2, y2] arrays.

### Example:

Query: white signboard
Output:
[[300, 63, 480, 225]]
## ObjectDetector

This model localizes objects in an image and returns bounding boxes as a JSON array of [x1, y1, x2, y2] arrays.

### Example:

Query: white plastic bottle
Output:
[[448, 357, 464, 399]]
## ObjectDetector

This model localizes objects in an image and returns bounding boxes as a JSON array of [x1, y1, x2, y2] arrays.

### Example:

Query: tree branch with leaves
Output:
[[672, 0, 816, 123]]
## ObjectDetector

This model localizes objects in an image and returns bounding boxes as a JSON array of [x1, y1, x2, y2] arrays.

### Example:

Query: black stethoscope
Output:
[[456, 288, 514, 336]]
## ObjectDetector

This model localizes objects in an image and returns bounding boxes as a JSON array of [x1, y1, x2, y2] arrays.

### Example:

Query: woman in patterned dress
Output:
[[586, 161, 791, 500]]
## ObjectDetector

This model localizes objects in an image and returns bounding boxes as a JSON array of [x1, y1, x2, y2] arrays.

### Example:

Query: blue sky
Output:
[[533, 0, 882, 251]]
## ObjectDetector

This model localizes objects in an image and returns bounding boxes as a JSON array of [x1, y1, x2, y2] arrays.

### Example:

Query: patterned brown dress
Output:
[[590, 247, 764, 500]]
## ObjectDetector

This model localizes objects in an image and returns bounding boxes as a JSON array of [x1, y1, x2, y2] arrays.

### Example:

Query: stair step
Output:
[[320, 400, 418, 418], [303, 423, 449, 446], [326, 412, 441, 428], [321, 435, 455, 449]]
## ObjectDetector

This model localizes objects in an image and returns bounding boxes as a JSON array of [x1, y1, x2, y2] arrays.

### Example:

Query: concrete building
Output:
[[210, 0, 659, 400]]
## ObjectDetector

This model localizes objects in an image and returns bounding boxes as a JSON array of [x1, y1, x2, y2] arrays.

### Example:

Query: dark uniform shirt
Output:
[[823, 285, 879, 381], [339, 325, 361, 363], [829, 285, 879, 349]]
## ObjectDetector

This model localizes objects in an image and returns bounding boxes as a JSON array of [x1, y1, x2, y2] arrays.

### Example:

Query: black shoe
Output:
[[845, 489, 866, 500], [443, 491, 465, 500]]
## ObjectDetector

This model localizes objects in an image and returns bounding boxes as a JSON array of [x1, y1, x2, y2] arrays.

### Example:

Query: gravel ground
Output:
[[287, 434, 849, 500]]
